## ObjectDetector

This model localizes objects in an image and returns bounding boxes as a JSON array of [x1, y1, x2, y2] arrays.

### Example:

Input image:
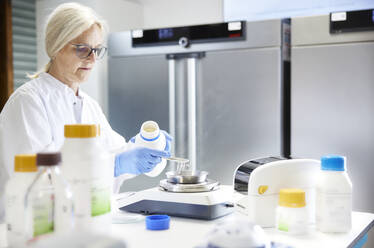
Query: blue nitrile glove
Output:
[[114, 131, 173, 176], [114, 147, 170, 176]]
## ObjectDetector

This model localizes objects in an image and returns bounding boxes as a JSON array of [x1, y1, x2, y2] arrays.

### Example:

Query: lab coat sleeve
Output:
[[0, 92, 53, 221], [109, 130, 137, 193]]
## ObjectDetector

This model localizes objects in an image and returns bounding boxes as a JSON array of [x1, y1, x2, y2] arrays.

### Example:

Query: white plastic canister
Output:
[[5, 154, 37, 247], [134, 121, 167, 177], [316, 155, 352, 233], [61, 124, 113, 233]]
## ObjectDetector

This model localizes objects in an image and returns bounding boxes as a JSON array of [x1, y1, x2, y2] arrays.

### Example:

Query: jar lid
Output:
[[14, 154, 37, 172], [278, 188, 306, 208], [64, 124, 98, 138], [145, 215, 170, 230], [37, 152, 61, 166]]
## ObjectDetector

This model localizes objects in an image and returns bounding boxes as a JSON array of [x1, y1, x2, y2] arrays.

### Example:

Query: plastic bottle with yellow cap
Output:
[[5, 154, 38, 247], [275, 188, 308, 235], [60, 124, 113, 233]]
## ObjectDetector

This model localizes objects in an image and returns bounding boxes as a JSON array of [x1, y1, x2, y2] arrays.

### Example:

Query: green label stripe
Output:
[[91, 186, 111, 217], [278, 221, 289, 232], [33, 199, 54, 237]]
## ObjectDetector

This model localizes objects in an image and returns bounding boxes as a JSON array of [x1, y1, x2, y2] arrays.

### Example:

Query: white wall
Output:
[[141, 0, 223, 29], [86, 0, 143, 114]]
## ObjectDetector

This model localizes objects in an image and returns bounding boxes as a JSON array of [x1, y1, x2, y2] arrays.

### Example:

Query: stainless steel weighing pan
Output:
[[166, 170, 209, 184]]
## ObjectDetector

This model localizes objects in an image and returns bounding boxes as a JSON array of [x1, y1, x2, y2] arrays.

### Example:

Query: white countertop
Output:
[[1, 210, 373, 248], [109, 211, 374, 248]]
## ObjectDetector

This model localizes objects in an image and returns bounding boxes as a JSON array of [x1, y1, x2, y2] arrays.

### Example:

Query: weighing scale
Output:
[[116, 170, 234, 220]]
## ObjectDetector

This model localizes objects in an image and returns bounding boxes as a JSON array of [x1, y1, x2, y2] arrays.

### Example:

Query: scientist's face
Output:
[[52, 24, 103, 85]]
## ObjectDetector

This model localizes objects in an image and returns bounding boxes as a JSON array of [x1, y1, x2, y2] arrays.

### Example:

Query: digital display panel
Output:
[[330, 9, 374, 33], [158, 28, 173, 40], [132, 21, 245, 47]]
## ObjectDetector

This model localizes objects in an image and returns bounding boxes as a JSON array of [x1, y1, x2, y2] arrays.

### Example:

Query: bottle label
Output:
[[32, 191, 54, 237], [91, 181, 111, 217], [6, 193, 27, 241], [316, 190, 352, 231], [276, 208, 308, 234], [5, 195, 17, 232]]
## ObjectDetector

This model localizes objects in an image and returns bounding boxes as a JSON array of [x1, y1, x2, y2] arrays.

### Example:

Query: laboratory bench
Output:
[[110, 211, 374, 248], [1, 211, 372, 248]]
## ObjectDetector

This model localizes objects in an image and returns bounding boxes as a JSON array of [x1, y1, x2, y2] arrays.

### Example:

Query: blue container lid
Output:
[[321, 155, 345, 171], [146, 215, 170, 230]]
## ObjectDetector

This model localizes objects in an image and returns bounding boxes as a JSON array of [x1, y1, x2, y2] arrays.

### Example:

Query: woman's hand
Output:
[[114, 147, 170, 176], [115, 130, 173, 176]]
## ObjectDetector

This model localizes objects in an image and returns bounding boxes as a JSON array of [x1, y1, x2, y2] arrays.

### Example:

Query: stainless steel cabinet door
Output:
[[108, 55, 169, 191], [292, 42, 374, 212], [108, 55, 169, 140], [198, 48, 282, 184]]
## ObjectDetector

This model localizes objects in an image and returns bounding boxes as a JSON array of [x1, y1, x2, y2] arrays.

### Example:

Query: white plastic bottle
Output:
[[24, 152, 73, 241], [61, 124, 113, 233], [276, 188, 308, 235], [134, 120, 167, 177], [5, 154, 38, 247], [316, 155, 352, 233]]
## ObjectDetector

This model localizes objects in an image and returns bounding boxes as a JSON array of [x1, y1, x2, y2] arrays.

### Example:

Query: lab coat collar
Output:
[[39, 72, 84, 100]]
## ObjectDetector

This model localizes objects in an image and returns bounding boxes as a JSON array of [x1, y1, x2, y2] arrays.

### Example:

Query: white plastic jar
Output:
[[276, 188, 308, 235], [134, 120, 167, 177], [5, 154, 37, 247], [61, 124, 113, 233], [316, 155, 352, 233]]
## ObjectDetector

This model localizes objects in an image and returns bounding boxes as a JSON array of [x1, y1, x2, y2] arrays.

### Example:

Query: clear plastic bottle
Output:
[[134, 120, 167, 177], [60, 124, 112, 233], [24, 152, 73, 241], [5, 154, 38, 247], [316, 155, 352, 233], [276, 188, 308, 235]]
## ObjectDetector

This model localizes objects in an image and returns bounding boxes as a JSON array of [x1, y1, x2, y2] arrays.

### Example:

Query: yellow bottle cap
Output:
[[14, 154, 37, 172], [64, 124, 98, 138], [278, 188, 306, 208]]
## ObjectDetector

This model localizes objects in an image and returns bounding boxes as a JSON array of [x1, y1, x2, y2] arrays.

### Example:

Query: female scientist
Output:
[[0, 3, 171, 220]]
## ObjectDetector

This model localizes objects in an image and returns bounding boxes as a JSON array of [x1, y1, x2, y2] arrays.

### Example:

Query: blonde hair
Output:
[[29, 2, 106, 79]]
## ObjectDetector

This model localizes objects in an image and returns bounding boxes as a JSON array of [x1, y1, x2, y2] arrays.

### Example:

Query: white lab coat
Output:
[[0, 72, 134, 222]]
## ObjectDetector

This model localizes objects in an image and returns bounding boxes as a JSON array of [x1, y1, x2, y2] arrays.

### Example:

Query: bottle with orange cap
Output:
[[5, 154, 38, 247], [276, 188, 308, 235], [60, 124, 113, 233]]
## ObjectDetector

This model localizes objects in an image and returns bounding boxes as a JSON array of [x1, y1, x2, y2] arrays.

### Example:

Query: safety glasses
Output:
[[71, 44, 107, 60]]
